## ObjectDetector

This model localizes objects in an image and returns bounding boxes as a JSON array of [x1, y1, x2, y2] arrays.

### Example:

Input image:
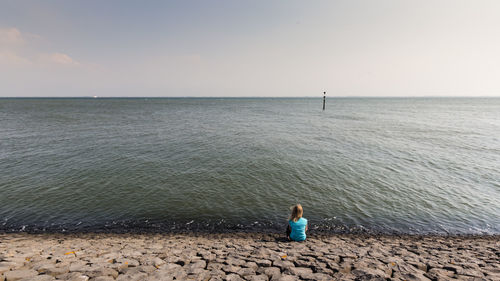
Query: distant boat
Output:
[[93, 96, 98, 98]]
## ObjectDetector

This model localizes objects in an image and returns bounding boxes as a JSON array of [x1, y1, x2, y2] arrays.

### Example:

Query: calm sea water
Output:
[[0, 98, 499, 234]]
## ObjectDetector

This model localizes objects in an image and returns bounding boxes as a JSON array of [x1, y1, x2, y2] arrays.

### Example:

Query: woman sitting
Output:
[[286, 204, 308, 241]]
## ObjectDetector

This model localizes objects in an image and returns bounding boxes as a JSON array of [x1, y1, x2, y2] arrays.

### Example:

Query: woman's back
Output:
[[289, 217, 307, 241]]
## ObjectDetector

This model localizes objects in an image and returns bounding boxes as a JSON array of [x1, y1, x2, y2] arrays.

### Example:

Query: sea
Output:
[[0, 97, 499, 235]]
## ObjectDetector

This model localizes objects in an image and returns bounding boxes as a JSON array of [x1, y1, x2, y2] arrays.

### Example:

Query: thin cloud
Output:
[[0, 27, 24, 46], [38, 52, 79, 66], [0, 27, 79, 67], [0, 50, 31, 65]]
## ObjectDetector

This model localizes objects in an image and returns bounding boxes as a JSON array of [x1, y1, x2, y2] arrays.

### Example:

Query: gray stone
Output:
[[272, 260, 294, 271], [170, 268, 187, 280], [186, 266, 206, 275], [339, 263, 352, 274], [456, 266, 485, 278], [0, 265, 13, 275], [243, 261, 258, 270], [226, 257, 247, 266], [226, 273, 245, 281], [93, 277, 114, 281], [392, 272, 431, 281], [208, 269, 226, 278], [55, 272, 90, 281], [222, 264, 241, 274], [277, 275, 298, 281], [247, 275, 269, 281], [187, 269, 211, 281], [157, 262, 181, 272], [237, 267, 256, 277], [263, 267, 281, 280], [115, 272, 148, 281], [311, 273, 334, 281], [150, 271, 175, 281], [136, 265, 157, 273], [68, 261, 88, 272], [424, 268, 455, 280], [19, 275, 56, 281], [288, 267, 313, 277], [255, 260, 272, 267], [3, 269, 38, 281], [409, 261, 428, 272], [188, 260, 207, 270], [207, 262, 224, 271], [352, 268, 388, 280], [37, 264, 70, 276], [115, 258, 139, 267]]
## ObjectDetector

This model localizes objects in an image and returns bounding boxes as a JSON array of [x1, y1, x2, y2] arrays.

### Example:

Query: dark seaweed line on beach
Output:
[[0, 219, 493, 236]]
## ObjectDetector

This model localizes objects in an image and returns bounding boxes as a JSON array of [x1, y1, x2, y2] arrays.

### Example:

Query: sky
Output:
[[1, 0, 500, 97]]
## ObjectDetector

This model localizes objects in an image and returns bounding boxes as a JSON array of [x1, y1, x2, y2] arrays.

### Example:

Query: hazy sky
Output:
[[1, 0, 500, 97]]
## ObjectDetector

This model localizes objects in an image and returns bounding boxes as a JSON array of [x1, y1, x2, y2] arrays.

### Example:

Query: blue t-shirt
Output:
[[289, 217, 307, 241]]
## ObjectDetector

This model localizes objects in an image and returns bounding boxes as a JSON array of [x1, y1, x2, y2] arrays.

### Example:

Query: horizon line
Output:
[[0, 95, 499, 99]]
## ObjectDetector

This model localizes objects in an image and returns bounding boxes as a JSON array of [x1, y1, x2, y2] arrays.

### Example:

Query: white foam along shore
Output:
[[0, 232, 499, 280]]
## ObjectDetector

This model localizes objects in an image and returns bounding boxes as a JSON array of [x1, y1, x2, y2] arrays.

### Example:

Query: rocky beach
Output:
[[0, 233, 498, 281]]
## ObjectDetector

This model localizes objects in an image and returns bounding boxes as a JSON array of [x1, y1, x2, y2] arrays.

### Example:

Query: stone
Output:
[[263, 267, 281, 280], [226, 257, 247, 266], [116, 272, 148, 281], [277, 275, 298, 281], [222, 264, 241, 274], [55, 272, 90, 281], [244, 261, 258, 270], [311, 273, 334, 281], [255, 260, 272, 267], [424, 268, 455, 280], [226, 273, 245, 281], [409, 261, 428, 272], [288, 267, 313, 277], [187, 269, 211, 281], [237, 267, 256, 277], [188, 260, 207, 270], [352, 268, 388, 280], [19, 275, 56, 281], [136, 265, 157, 273], [272, 260, 294, 271], [150, 270, 175, 281], [208, 269, 226, 278], [0, 265, 13, 275], [151, 257, 166, 268], [3, 269, 38, 281], [115, 258, 139, 267], [339, 263, 352, 274], [207, 263, 224, 271], [170, 268, 188, 280], [248, 275, 268, 281], [68, 261, 88, 272], [392, 272, 431, 281], [187, 266, 206, 275], [93, 277, 114, 281], [294, 259, 315, 268], [101, 268, 119, 278], [456, 266, 485, 278], [36, 264, 70, 276]]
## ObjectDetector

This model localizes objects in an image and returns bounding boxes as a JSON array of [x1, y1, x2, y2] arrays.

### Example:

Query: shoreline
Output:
[[1, 220, 497, 236], [1, 233, 498, 281]]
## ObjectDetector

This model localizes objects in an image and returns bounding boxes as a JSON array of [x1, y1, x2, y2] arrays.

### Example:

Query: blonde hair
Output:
[[289, 204, 303, 222]]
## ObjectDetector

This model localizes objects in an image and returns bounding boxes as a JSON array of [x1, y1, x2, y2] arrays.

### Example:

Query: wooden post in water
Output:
[[322, 91, 326, 110]]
